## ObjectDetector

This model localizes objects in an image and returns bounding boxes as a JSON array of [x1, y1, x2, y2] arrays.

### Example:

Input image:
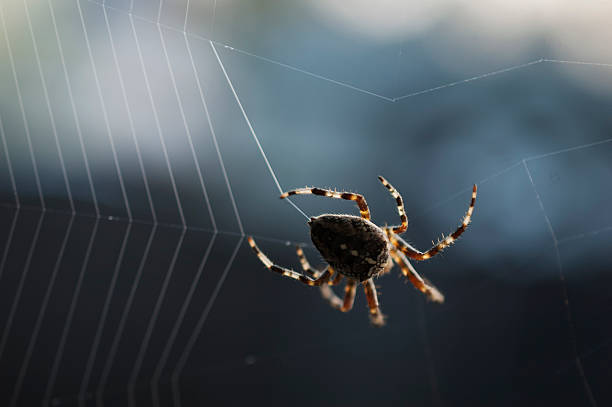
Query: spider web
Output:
[[0, 0, 611, 406]]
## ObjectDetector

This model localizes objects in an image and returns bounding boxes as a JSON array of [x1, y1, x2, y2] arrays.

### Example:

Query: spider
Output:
[[248, 176, 477, 326]]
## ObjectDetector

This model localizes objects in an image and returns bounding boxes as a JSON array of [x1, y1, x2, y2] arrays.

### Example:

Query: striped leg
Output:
[[328, 272, 344, 286], [387, 185, 477, 261], [280, 187, 371, 220], [296, 246, 343, 286], [389, 247, 444, 303], [296, 246, 352, 311], [321, 279, 357, 312], [378, 176, 408, 234], [295, 246, 318, 277], [248, 237, 332, 286], [363, 279, 386, 327]]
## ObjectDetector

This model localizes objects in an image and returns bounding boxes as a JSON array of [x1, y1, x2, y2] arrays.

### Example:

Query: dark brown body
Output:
[[309, 214, 390, 281]]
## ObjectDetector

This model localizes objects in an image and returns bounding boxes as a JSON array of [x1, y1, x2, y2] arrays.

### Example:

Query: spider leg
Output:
[[295, 245, 354, 311], [321, 278, 357, 312], [248, 237, 332, 286], [386, 185, 477, 261], [280, 187, 371, 220], [363, 279, 386, 327], [295, 246, 343, 285], [389, 247, 444, 303], [328, 272, 344, 286], [378, 176, 408, 234], [295, 246, 318, 277]]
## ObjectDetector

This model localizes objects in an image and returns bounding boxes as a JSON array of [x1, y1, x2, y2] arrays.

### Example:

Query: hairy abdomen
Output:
[[309, 214, 389, 281]]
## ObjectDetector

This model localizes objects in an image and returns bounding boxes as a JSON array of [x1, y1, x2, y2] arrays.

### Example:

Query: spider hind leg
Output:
[[295, 246, 356, 312], [363, 279, 386, 327], [248, 237, 332, 286], [378, 176, 408, 234], [387, 184, 477, 261], [389, 247, 444, 303], [321, 279, 357, 312]]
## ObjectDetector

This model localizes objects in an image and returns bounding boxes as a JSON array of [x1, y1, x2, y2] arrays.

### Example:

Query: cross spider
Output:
[[248, 176, 477, 326]]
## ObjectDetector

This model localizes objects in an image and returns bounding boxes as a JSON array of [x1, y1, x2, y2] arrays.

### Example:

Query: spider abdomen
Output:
[[309, 214, 390, 281]]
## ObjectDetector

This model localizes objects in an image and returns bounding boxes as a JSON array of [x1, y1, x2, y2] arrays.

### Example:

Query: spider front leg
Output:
[[387, 185, 477, 261], [363, 279, 386, 327], [280, 187, 371, 220], [248, 237, 332, 286], [389, 247, 444, 303]]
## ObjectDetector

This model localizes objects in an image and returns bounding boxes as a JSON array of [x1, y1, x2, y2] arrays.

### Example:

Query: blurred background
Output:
[[0, 0, 611, 406]]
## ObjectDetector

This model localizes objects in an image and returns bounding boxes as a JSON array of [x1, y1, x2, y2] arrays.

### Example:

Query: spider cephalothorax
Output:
[[248, 176, 477, 326]]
